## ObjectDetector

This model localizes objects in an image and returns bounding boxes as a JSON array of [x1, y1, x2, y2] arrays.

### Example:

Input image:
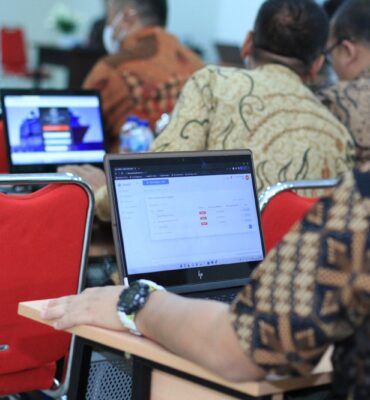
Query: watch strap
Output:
[[117, 280, 165, 336]]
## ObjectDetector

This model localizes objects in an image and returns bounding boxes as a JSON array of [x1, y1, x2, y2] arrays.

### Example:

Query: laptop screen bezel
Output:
[[105, 151, 266, 288], [0, 88, 107, 173]]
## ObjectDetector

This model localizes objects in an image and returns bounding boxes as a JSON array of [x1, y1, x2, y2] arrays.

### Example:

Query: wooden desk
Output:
[[19, 301, 333, 400], [36, 45, 105, 89]]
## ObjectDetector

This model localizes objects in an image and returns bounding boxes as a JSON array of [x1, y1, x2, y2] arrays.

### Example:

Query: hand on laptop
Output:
[[41, 286, 125, 331], [58, 164, 107, 196]]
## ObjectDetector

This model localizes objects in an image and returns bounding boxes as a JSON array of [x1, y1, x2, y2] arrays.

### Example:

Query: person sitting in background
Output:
[[63, 0, 355, 222], [150, 0, 355, 187], [318, 0, 370, 166], [308, 0, 349, 92], [83, 0, 204, 152], [42, 163, 370, 400]]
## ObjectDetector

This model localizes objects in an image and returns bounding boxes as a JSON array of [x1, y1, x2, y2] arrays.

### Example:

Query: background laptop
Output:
[[0, 89, 106, 173], [105, 151, 265, 303]]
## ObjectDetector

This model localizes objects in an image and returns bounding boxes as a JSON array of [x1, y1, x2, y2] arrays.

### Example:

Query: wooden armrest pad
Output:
[[19, 300, 332, 397]]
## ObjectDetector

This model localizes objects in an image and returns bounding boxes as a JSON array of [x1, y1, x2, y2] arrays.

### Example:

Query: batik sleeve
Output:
[[230, 169, 370, 376]]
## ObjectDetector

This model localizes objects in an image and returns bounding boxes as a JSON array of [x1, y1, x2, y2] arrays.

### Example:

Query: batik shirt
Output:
[[319, 68, 370, 166], [84, 26, 203, 152], [230, 164, 370, 397], [94, 64, 356, 222], [152, 64, 355, 195]]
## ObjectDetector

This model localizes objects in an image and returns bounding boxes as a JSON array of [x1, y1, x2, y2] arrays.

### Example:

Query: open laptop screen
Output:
[[1, 91, 106, 171], [107, 152, 265, 287]]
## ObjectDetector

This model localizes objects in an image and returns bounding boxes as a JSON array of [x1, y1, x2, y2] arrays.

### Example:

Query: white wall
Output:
[[216, 0, 265, 45], [167, 0, 221, 61]]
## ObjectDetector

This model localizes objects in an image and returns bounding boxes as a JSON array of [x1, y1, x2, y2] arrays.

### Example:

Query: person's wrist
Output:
[[116, 280, 165, 335], [135, 290, 165, 336]]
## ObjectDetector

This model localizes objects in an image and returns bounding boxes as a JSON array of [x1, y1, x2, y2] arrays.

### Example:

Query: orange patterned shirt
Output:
[[83, 26, 204, 152]]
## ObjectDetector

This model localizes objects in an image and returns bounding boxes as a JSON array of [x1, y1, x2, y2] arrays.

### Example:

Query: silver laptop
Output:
[[105, 151, 265, 302]]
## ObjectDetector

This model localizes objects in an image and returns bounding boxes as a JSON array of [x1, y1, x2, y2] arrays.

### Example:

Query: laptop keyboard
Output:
[[206, 292, 237, 304], [188, 289, 239, 304]]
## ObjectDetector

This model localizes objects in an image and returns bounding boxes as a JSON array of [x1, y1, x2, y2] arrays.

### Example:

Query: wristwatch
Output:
[[117, 279, 165, 336]]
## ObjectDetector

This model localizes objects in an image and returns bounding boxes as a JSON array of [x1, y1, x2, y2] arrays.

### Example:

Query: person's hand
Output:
[[58, 165, 107, 196], [40, 286, 125, 331]]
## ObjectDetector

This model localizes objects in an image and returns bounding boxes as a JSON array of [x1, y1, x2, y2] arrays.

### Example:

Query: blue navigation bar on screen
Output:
[[143, 179, 169, 186]]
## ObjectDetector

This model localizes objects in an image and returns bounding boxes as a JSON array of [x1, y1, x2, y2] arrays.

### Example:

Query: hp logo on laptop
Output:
[[198, 270, 204, 280]]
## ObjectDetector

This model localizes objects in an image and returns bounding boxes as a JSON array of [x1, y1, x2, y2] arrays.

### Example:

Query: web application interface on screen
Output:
[[113, 162, 264, 275], [4, 95, 105, 165]]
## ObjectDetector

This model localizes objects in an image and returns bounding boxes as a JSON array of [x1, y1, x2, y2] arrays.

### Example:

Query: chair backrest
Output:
[[0, 121, 9, 173], [259, 179, 338, 254], [0, 174, 94, 396], [0, 27, 27, 74]]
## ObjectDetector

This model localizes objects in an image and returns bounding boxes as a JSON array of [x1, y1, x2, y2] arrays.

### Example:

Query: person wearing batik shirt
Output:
[[231, 162, 370, 399], [150, 0, 355, 196], [84, 0, 203, 152], [319, 0, 370, 166]]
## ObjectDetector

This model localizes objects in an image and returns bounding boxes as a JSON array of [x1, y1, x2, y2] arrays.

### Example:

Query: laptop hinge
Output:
[[168, 278, 250, 295]]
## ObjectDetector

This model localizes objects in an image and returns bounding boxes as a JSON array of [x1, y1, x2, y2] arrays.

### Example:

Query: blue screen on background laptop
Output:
[[4, 95, 105, 165]]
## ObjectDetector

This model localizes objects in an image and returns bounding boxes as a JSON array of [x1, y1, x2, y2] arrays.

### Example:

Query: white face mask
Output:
[[102, 12, 126, 54], [103, 25, 121, 54]]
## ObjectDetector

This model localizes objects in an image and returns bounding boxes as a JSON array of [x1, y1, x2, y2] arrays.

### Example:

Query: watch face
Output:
[[118, 281, 151, 316]]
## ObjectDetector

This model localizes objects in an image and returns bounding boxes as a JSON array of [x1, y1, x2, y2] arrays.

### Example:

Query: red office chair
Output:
[[0, 27, 49, 82], [0, 121, 9, 173], [259, 179, 338, 254], [0, 173, 94, 397]]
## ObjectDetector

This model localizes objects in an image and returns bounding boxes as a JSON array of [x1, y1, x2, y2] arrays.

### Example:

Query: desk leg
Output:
[[67, 337, 93, 400], [132, 357, 152, 400]]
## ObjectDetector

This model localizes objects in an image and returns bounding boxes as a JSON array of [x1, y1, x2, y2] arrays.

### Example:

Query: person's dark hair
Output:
[[252, 0, 329, 71], [322, 0, 348, 19], [114, 0, 168, 27], [331, 0, 370, 45]]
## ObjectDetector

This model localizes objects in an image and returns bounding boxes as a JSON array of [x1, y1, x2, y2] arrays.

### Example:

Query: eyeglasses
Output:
[[323, 38, 350, 63]]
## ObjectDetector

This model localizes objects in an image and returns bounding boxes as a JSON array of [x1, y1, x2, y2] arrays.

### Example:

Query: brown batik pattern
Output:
[[121, 70, 189, 119], [319, 68, 370, 165], [230, 166, 370, 377]]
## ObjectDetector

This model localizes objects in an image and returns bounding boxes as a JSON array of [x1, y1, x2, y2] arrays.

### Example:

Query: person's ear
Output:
[[241, 31, 254, 59], [340, 39, 358, 66], [121, 5, 138, 29], [308, 54, 325, 80]]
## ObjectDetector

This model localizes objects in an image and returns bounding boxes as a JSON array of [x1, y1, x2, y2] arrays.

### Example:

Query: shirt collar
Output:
[[257, 63, 303, 84], [358, 66, 370, 80], [121, 26, 163, 50]]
